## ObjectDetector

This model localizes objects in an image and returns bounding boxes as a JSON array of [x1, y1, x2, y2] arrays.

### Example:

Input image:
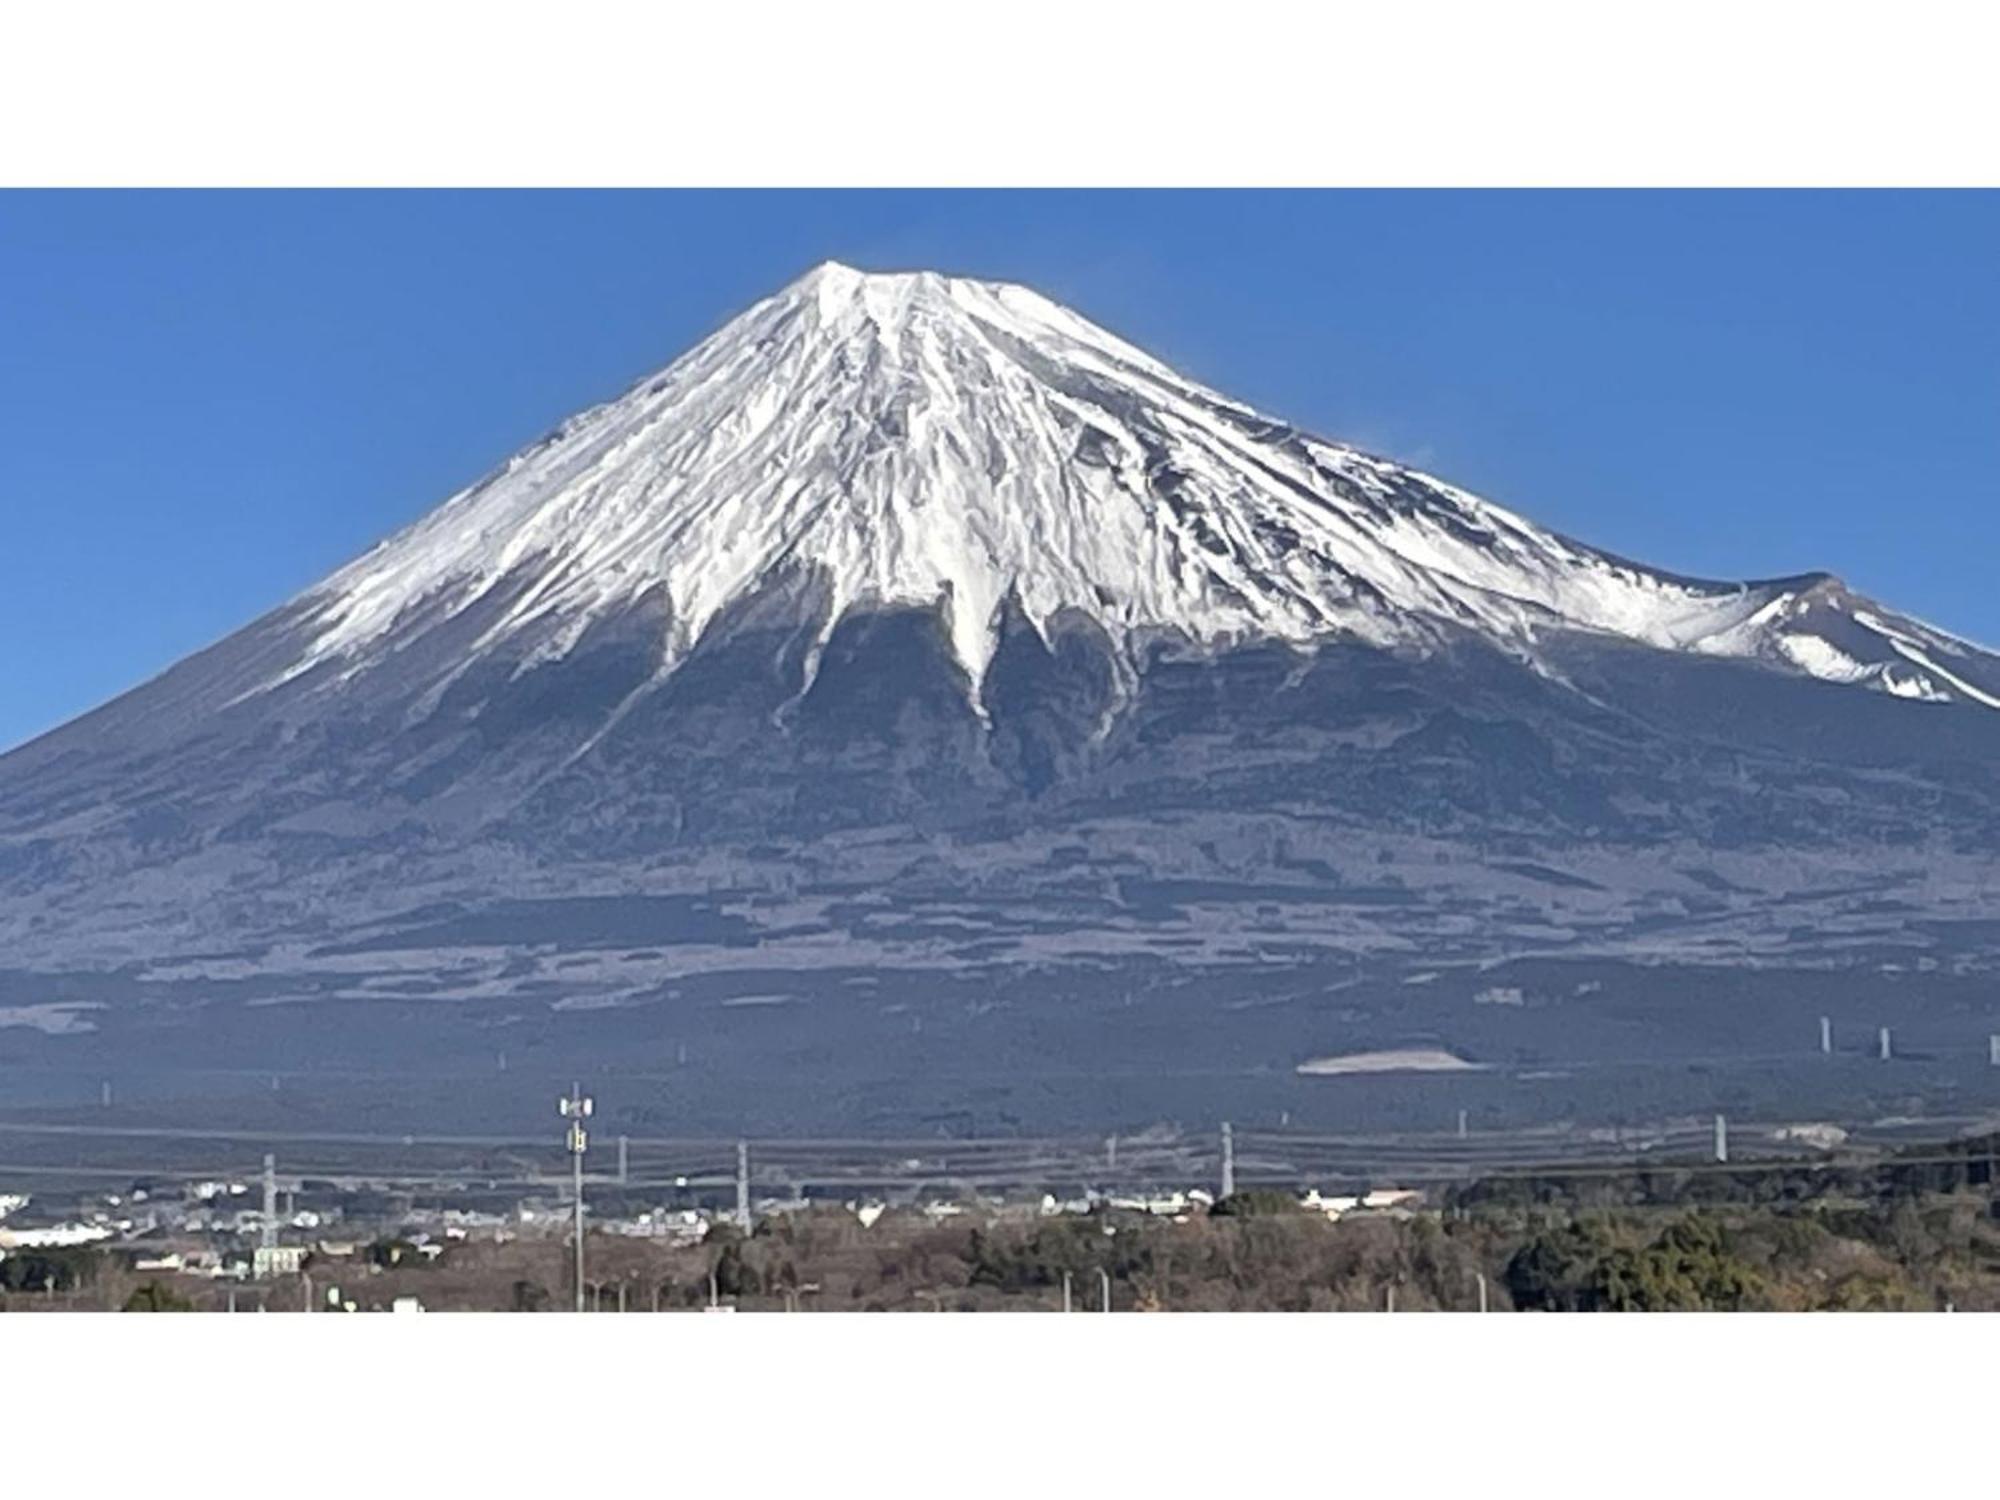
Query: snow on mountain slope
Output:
[[258, 262, 2000, 713]]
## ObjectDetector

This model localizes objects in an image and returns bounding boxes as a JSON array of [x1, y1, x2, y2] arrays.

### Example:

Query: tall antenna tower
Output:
[[262, 1152, 278, 1250], [559, 1084, 593, 1313]]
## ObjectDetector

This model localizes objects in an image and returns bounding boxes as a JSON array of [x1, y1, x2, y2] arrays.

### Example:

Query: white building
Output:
[[1300, 1187, 1426, 1222], [0, 1221, 114, 1248], [253, 1244, 308, 1278]]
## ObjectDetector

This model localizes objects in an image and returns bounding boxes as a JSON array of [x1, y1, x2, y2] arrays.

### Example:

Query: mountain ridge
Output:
[[197, 261, 1999, 724]]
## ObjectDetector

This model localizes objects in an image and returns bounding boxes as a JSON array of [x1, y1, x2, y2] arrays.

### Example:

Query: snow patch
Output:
[[0, 1002, 103, 1035], [1296, 1047, 1481, 1075]]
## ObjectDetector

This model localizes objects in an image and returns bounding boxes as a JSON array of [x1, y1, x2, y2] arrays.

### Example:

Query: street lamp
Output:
[[559, 1084, 593, 1313]]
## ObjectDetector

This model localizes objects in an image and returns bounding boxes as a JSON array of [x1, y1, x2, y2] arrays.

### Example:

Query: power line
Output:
[[8, 1032, 2000, 1090], [1235, 1149, 2000, 1184]]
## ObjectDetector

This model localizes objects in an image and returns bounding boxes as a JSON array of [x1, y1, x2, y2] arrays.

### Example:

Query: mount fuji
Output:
[[4, 263, 1999, 1135]]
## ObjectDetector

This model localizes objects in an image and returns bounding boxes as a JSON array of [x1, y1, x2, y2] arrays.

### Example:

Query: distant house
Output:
[[1105, 1188, 1213, 1219], [1300, 1190, 1359, 1220], [1362, 1189, 1424, 1211], [1300, 1187, 1427, 1222], [0, 1221, 114, 1249], [610, 1209, 710, 1245], [1042, 1194, 1096, 1217], [253, 1244, 307, 1278]]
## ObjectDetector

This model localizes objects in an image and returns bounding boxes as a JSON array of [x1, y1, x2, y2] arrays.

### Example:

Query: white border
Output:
[[2, 3, 1995, 1492], [4, 1311, 1993, 1491], [2, 1, 1997, 186]]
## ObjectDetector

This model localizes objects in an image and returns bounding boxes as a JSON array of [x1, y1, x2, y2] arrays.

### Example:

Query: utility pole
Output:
[[736, 1141, 752, 1232], [1098, 1267, 1111, 1313], [1713, 1114, 1728, 1165], [617, 1135, 629, 1186], [559, 1083, 593, 1314], [1819, 1016, 1832, 1055], [1220, 1121, 1235, 1201], [1385, 1283, 1395, 1314], [1062, 1271, 1073, 1314], [1475, 1271, 1488, 1313], [1879, 1026, 1892, 1062], [262, 1153, 278, 1250]]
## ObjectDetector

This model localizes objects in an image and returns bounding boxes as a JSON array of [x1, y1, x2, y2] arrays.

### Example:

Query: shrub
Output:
[[123, 1280, 195, 1312], [1208, 1190, 1302, 1219]]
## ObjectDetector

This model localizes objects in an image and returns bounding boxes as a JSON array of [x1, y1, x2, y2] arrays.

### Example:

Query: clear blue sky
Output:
[[2, 190, 1995, 750]]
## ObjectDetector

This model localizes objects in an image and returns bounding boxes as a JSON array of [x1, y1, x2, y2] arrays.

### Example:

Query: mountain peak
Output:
[[789, 258, 1023, 301], [788, 258, 945, 307], [793, 258, 945, 290], [781, 259, 1005, 338], [762, 260, 1166, 382]]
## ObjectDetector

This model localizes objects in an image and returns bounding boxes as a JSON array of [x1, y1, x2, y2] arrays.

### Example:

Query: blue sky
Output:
[[1, 189, 1995, 749]]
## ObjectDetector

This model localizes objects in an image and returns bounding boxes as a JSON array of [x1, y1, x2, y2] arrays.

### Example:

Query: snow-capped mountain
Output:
[[4, 263, 2000, 1138], [264, 261, 1999, 716]]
